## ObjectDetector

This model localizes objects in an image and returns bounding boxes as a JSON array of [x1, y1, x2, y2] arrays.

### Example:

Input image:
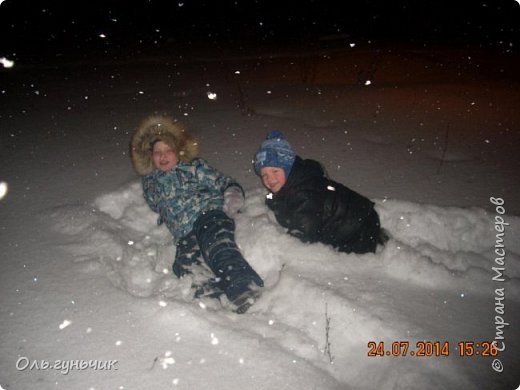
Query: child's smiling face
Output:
[[152, 140, 178, 172], [260, 167, 286, 193]]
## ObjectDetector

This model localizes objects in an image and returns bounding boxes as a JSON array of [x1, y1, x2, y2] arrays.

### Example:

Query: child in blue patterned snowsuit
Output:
[[131, 116, 263, 313]]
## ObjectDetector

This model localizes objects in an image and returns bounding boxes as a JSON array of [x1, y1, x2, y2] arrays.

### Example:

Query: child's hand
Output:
[[223, 186, 244, 217]]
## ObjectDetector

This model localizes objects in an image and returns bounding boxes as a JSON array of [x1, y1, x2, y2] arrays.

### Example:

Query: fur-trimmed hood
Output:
[[130, 116, 199, 176]]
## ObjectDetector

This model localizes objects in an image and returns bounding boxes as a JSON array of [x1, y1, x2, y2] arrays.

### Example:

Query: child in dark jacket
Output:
[[254, 130, 386, 254], [131, 116, 263, 313]]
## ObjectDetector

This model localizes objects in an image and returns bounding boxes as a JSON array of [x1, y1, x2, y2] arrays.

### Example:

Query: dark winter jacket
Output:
[[265, 156, 381, 254]]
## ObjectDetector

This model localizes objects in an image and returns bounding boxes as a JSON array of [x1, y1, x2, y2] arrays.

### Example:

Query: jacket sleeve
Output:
[[194, 158, 244, 195], [278, 185, 326, 243], [142, 174, 167, 226], [142, 175, 159, 213]]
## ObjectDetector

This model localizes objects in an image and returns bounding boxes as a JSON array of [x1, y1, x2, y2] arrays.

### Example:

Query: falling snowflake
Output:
[[0, 57, 14, 68], [0, 182, 8, 200], [59, 319, 72, 330], [160, 351, 175, 369]]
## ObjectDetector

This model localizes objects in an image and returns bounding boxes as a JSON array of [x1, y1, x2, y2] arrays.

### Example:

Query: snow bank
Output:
[[44, 182, 520, 388], [375, 199, 520, 294]]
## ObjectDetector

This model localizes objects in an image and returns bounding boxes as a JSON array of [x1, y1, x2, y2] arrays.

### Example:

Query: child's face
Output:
[[152, 140, 178, 172], [260, 167, 286, 193]]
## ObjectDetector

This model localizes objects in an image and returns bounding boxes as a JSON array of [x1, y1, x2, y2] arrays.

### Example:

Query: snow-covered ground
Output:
[[1, 42, 519, 389]]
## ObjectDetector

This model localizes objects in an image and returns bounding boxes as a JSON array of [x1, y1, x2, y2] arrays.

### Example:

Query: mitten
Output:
[[223, 186, 244, 217]]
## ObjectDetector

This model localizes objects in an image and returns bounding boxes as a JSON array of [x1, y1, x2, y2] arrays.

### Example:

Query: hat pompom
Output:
[[266, 130, 286, 140]]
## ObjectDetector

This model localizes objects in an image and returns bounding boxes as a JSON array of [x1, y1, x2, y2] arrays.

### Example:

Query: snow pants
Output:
[[173, 210, 264, 302]]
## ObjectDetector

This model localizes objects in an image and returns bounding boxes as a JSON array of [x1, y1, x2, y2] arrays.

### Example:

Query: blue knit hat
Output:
[[254, 130, 296, 177]]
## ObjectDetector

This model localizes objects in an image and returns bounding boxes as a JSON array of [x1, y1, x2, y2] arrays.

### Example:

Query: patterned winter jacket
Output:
[[142, 158, 242, 242]]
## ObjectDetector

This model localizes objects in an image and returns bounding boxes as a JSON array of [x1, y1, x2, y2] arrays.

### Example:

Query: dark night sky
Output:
[[1, 0, 519, 61]]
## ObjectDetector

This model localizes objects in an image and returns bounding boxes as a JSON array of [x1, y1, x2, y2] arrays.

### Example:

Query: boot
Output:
[[172, 232, 202, 278], [194, 210, 264, 312]]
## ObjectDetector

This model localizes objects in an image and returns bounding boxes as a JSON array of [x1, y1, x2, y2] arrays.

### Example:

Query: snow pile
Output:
[[46, 181, 520, 389], [376, 200, 520, 293], [49, 182, 183, 299]]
